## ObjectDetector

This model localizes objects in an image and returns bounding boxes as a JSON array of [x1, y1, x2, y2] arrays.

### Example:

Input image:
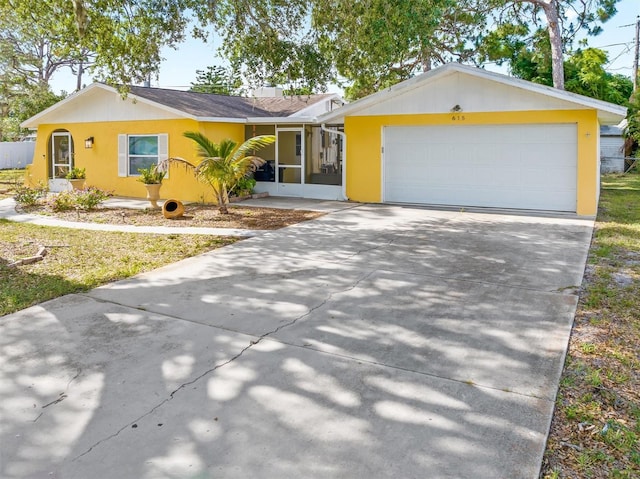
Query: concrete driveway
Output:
[[0, 204, 594, 479]]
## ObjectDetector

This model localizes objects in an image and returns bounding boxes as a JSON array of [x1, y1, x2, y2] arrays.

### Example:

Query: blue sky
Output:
[[50, 0, 639, 94]]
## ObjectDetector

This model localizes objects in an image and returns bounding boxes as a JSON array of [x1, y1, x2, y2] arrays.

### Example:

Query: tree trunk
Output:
[[216, 190, 229, 214], [541, 0, 565, 90], [76, 61, 84, 91]]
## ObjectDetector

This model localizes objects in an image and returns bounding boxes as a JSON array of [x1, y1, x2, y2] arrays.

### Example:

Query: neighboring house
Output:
[[600, 124, 625, 173], [22, 63, 627, 216]]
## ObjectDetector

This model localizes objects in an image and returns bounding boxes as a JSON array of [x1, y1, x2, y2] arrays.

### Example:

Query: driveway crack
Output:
[[344, 237, 395, 259], [72, 270, 374, 461]]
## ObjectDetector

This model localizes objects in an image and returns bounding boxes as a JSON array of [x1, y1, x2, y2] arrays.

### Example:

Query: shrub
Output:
[[47, 187, 111, 212], [74, 187, 111, 210], [47, 191, 76, 211], [13, 184, 48, 206], [232, 176, 257, 197]]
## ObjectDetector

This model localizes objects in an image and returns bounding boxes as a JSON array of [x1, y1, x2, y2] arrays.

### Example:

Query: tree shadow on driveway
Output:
[[0, 205, 594, 478]]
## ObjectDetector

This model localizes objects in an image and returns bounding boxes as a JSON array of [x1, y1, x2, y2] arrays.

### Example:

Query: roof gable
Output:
[[319, 63, 627, 125], [21, 83, 186, 127]]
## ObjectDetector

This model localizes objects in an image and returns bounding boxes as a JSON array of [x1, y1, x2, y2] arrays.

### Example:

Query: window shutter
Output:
[[158, 133, 169, 179], [117, 134, 128, 177]]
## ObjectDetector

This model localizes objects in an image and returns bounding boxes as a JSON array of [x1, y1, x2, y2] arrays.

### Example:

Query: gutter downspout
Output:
[[321, 123, 348, 200]]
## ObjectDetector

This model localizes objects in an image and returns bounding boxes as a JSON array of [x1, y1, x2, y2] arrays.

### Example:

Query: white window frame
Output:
[[118, 133, 169, 178]]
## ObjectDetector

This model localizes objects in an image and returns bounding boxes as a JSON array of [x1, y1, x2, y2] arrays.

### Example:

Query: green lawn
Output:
[[0, 168, 25, 182], [0, 221, 237, 316], [542, 172, 640, 478]]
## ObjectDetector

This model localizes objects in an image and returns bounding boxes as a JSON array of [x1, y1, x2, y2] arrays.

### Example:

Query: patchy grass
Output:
[[0, 168, 25, 199], [0, 220, 238, 316], [0, 168, 24, 181], [541, 172, 640, 478]]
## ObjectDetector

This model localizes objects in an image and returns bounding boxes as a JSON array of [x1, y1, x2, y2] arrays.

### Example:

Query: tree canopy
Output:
[[192, 0, 621, 96], [0, 0, 195, 91], [189, 65, 244, 96], [483, 0, 620, 89], [0, 0, 196, 137], [195, 0, 488, 99], [0, 0, 631, 134]]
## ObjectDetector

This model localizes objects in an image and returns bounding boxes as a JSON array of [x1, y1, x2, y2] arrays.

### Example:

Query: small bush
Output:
[[47, 187, 111, 212], [232, 176, 256, 197], [13, 184, 48, 206], [47, 191, 76, 211], [74, 187, 111, 210]]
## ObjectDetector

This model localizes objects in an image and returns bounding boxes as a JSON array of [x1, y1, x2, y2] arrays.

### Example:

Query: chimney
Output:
[[251, 86, 284, 98]]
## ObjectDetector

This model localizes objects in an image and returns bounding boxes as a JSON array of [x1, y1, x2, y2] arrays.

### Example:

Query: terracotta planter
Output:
[[144, 183, 162, 209], [68, 179, 85, 190], [162, 199, 184, 219]]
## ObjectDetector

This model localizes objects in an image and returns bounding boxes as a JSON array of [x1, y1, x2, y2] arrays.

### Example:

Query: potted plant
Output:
[[66, 167, 86, 190], [137, 165, 166, 209]]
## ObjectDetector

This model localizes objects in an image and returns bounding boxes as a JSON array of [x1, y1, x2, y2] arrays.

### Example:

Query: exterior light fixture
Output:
[[85, 137, 94, 149]]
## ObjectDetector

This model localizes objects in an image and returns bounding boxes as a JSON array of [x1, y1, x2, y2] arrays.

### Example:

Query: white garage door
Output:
[[383, 124, 577, 211]]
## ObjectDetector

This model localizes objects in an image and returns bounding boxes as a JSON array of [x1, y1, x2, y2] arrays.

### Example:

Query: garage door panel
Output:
[[383, 124, 577, 211], [520, 144, 574, 166]]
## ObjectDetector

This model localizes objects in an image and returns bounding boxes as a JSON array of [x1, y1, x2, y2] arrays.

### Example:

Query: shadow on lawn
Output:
[[0, 262, 87, 316]]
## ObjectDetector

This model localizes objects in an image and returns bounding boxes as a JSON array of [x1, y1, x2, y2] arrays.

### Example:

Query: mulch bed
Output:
[[19, 204, 324, 230]]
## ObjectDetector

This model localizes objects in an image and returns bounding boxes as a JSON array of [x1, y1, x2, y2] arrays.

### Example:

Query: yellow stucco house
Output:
[[21, 83, 344, 203], [22, 63, 626, 215]]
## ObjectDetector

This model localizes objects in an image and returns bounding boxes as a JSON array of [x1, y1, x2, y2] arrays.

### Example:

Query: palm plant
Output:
[[159, 131, 275, 214]]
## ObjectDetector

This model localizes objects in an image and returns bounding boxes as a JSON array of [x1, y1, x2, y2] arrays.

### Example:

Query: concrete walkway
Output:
[[0, 202, 594, 478]]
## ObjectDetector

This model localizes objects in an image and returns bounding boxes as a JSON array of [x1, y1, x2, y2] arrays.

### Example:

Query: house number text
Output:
[[451, 114, 466, 121]]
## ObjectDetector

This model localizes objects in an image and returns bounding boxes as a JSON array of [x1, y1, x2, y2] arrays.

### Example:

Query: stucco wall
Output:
[[28, 119, 245, 203], [345, 109, 600, 216]]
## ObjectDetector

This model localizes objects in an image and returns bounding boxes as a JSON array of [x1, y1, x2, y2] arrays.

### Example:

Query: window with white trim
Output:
[[129, 135, 158, 174], [118, 133, 169, 177]]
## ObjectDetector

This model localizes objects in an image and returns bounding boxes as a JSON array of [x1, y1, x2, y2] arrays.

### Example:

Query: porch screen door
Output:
[[276, 128, 304, 196], [49, 131, 73, 192], [51, 132, 73, 178]]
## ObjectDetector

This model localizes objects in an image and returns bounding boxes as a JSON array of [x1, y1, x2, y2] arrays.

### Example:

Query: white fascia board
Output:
[[195, 117, 248, 123], [246, 116, 319, 124], [317, 111, 346, 124], [318, 63, 627, 123], [290, 94, 343, 117]]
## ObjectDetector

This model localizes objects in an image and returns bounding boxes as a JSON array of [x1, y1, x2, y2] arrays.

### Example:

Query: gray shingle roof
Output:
[[127, 86, 333, 118]]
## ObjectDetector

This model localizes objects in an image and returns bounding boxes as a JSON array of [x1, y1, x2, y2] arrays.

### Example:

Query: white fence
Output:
[[0, 142, 35, 169]]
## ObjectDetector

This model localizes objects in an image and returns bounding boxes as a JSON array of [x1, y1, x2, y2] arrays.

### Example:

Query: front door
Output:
[[276, 128, 304, 196], [49, 131, 73, 192]]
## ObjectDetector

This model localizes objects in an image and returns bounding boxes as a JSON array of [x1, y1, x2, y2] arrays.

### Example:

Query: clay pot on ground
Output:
[[162, 199, 184, 219]]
